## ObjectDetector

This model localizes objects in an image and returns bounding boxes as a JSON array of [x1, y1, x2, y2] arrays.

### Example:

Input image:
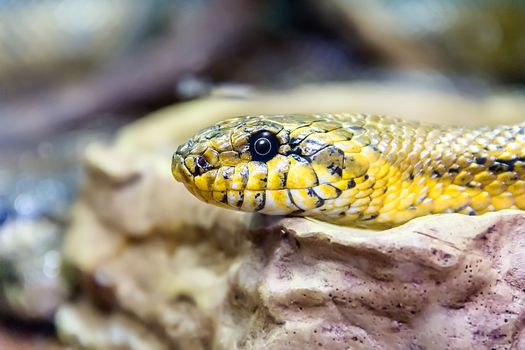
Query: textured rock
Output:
[[58, 84, 525, 349], [60, 144, 253, 349], [227, 212, 525, 349]]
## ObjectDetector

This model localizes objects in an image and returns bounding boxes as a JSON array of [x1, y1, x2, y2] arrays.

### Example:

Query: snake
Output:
[[172, 114, 525, 229]]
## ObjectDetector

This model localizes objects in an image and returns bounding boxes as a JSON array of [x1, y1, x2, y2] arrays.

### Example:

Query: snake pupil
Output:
[[249, 130, 279, 162], [255, 138, 271, 155]]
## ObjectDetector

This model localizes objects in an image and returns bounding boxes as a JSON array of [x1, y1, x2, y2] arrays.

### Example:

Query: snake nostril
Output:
[[194, 156, 211, 176], [197, 156, 209, 168]]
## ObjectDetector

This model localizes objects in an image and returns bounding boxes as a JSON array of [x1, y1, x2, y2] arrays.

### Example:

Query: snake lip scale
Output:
[[172, 113, 525, 229]]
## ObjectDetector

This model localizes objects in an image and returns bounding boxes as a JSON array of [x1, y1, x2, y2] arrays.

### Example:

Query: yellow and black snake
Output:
[[172, 114, 525, 229]]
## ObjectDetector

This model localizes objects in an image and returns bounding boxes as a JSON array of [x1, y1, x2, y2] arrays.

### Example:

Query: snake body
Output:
[[172, 114, 525, 228]]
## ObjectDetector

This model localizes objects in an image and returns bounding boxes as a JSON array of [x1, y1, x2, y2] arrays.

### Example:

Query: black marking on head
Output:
[[300, 138, 328, 156], [362, 213, 379, 221], [288, 125, 321, 148], [448, 166, 460, 174], [327, 163, 343, 177], [432, 170, 441, 178], [364, 174, 369, 181], [249, 130, 280, 162], [289, 137, 303, 148], [288, 148, 302, 156], [290, 153, 310, 164], [409, 172, 415, 180], [475, 157, 487, 165], [348, 179, 356, 189]]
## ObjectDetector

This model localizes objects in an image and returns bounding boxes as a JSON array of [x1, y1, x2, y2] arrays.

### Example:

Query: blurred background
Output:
[[1, 0, 525, 348]]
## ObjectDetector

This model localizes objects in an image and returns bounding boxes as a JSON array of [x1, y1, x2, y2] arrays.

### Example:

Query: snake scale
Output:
[[172, 114, 525, 229]]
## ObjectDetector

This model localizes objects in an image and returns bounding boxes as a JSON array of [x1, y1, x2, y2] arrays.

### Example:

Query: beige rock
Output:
[[56, 301, 170, 350], [0, 219, 68, 321], [58, 83, 525, 349], [226, 212, 525, 349]]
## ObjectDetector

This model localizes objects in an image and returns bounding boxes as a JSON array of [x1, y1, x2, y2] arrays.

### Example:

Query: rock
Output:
[[60, 144, 253, 349], [227, 212, 525, 349], [56, 301, 171, 350], [58, 83, 525, 349], [0, 218, 69, 321]]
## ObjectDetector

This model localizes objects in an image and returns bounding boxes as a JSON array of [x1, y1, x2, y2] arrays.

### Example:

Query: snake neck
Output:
[[308, 122, 525, 228], [173, 114, 525, 229]]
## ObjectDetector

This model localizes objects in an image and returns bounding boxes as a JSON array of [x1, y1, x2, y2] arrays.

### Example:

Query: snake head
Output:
[[172, 114, 370, 216]]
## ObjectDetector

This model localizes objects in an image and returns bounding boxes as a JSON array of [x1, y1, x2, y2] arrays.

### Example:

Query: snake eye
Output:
[[249, 130, 279, 162]]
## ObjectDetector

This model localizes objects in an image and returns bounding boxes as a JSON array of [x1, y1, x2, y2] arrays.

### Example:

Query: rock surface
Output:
[[0, 218, 68, 321], [58, 84, 525, 349]]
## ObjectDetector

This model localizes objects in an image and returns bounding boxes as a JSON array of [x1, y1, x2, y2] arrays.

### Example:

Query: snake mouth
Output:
[[185, 185, 333, 216], [172, 154, 192, 184]]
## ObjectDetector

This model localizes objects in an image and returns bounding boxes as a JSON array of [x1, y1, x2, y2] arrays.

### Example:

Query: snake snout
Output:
[[172, 153, 190, 183]]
